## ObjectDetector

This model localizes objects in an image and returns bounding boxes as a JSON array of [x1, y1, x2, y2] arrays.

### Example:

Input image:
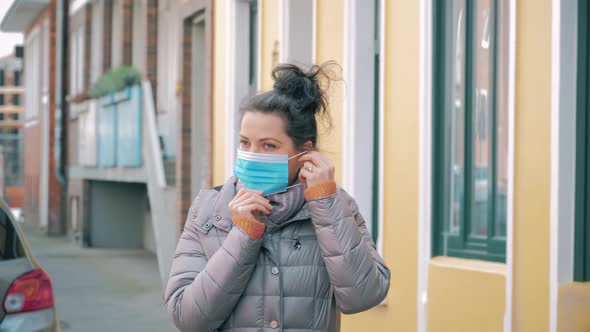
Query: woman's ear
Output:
[[303, 141, 314, 151]]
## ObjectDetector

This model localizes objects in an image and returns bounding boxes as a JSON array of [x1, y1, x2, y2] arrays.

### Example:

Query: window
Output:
[[248, 0, 259, 93], [575, 0, 590, 281], [11, 94, 19, 106], [70, 27, 85, 96], [13, 70, 21, 86], [225, 0, 261, 177], [0, 94, 4, 105], [0, 208, 25, 260], [432, 0, 509, 262], [90, 0, 104, 84], [0, 69, 5, 86], [280, 0, 314, 65], [342, 0, 383, 246], [25, 27, 41, 120]]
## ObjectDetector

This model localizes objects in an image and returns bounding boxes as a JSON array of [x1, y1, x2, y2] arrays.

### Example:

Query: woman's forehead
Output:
[[240, 112, 287, 139]]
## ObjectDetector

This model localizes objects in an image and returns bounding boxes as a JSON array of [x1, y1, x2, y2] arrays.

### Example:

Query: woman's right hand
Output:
[[228, 188, 273, 220]]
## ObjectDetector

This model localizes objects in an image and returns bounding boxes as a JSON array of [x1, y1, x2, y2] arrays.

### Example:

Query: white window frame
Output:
[[24, 26, 40, 123], [342, 0, 385, 254], [550, 1, 579, 332], [225, 0, 262, 178]]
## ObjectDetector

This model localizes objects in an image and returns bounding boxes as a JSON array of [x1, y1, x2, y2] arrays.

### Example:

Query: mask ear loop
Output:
[[284, 151, 309, 190], [288, 151, 308, 161]]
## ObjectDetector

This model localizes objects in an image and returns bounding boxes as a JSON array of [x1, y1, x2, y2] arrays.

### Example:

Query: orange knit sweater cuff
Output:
[[304, 180, 337, 201], [232, 215, 266, 240]]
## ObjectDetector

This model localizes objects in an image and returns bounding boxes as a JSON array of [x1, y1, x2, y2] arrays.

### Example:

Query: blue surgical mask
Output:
[[234, 150, 307, 196]]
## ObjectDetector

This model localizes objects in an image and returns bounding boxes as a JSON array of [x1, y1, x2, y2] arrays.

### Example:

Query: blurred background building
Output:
[[1, 0, 589, 331], [0, 48, 24, 210]]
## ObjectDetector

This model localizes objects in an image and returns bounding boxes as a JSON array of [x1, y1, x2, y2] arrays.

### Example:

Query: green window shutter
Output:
[[371, 0, 381, 244], [432, 0, 506, 263], [575, 0, 590, 282]]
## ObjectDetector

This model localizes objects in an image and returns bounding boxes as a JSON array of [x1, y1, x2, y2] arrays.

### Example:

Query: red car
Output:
[[0, 199, 60, 331]]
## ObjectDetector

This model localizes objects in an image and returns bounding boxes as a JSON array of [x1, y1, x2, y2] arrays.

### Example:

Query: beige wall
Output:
[[208, 1, 590, 331], [428, 258, 505, 332], [512, 0, 552, 330], [315, 0, 344, 183], [260, 0, 279, 92]]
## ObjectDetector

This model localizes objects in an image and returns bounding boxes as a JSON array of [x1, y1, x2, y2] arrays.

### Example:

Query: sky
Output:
[[0, 1, 23, 58]]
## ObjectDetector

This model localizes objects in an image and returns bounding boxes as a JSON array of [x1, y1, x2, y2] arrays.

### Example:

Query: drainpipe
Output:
[[54, 0, 69, 235], [54, 0, 68, 186]]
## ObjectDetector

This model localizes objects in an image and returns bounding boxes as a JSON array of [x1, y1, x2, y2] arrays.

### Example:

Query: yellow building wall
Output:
[[342, 0, 419, 331], [315, 0, 344, 183], [427, 258, 505, 332], [260, 0, 279, 92], [212, 0, 227, 186], [558, 283, 590, 331], [512, 0, 552, 330]]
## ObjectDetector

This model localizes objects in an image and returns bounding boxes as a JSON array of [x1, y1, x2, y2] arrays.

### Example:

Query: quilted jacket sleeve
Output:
[[164, 196, 263, 332], [307, 187, 391, 314]]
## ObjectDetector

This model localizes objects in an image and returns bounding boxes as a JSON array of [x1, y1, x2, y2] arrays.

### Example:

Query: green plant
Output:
[[89, 65, 142, 98]]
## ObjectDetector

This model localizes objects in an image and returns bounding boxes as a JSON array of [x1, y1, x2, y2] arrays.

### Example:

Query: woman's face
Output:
[[239, 111, 307, 184]]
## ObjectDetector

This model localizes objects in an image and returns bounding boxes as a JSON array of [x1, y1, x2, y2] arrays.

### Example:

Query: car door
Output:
[[0, 201, 34, 323]]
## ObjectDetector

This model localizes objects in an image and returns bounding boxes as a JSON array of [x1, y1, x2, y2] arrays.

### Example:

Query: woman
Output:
[[165, 63, 390, 332]]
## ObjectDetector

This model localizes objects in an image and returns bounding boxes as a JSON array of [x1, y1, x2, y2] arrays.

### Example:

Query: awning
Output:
[[0, 0, 50, 33]]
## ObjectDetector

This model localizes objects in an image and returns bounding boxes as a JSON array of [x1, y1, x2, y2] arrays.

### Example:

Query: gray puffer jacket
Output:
[[165, 177, 390, 332]]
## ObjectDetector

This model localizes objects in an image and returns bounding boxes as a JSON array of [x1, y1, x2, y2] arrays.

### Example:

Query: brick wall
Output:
[[176, 20, 193, 236], [122, 0, 133, 65], [176, 2, 213, 235], [23, 124, 40, 227], [102, 0, 112, 72], [84, 5, 92, 93], [146, 0, 158, 102], [23, 2, 64, 234], [47, 0, 64, 235]]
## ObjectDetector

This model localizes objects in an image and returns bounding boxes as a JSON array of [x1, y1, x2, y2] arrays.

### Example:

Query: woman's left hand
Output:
[[298, 151, 335, 188]]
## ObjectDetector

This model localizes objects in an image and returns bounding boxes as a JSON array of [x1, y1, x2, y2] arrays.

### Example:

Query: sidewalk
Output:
[[20, 223, 177, 332]]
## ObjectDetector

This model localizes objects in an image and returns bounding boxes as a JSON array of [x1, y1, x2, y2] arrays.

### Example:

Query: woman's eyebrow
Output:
[[259, 137, 282, 143]]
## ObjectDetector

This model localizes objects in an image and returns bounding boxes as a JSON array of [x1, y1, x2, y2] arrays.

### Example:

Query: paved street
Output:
[[20, 223, 177, 332]]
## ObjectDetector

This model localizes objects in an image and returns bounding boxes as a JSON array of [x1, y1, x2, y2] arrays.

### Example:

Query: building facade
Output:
[[1, 0, 65, 235], [0, 49, 24, 209], [2, 0, 590, 331]]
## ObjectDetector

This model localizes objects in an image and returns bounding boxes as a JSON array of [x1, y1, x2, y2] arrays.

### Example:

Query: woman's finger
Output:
[[239, 195, 273, 211], [238, 202, 271, 216], [231, 194, 272, 215], [231, 188, 264, 206], [298, 152, 327, 169], [298, 167, 314, 183]]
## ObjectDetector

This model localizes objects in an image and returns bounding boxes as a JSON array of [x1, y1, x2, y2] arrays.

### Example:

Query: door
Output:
[[190, 13, 211, 199]]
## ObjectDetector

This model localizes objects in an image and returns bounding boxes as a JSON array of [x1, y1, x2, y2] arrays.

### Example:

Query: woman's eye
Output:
[[239, 140, 249, 147], [264, 143, 277, 149]]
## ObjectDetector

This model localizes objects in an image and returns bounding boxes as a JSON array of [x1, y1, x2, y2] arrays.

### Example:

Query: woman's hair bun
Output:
[[271, 62, 337, 117], [240, 61, 339, 149]]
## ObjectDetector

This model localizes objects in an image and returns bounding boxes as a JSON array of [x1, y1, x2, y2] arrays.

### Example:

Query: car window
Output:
[[0, 208, 24, 260]]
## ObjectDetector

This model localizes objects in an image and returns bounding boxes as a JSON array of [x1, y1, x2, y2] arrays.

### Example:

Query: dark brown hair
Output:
[[240, 62, 339, 150]]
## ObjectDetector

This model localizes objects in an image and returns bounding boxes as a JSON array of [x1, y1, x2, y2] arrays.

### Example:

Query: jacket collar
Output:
[[210, 176, 310, 233]]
